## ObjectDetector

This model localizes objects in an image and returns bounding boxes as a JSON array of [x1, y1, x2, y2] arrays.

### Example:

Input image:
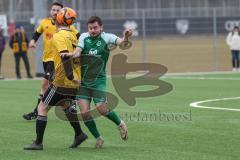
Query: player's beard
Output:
[[51, 14, 57, 20], [90, 32, 101, 38]]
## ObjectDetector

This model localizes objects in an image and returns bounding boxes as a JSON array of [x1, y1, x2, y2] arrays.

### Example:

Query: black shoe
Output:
[[23, 111, 37, 120], [69, 133, 88, 148], [24, 141, 43, 150]]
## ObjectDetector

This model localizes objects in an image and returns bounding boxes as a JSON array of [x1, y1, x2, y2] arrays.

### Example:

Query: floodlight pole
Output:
[[142, 9, 147, 63], [9, 0, 14, 20]]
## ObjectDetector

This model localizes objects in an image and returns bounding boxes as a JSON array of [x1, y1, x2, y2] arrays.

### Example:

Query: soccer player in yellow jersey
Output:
[[24, 7, 87, 150], [23, 2, 80, 120]]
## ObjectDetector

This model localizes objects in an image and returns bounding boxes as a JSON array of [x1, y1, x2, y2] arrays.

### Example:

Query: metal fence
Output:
[[1, 7, 239, 77]]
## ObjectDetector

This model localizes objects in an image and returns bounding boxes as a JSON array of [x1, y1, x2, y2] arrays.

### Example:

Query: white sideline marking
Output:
[[0, 71, 238, 81], [190, 97, 240, 112], [0, 78, 41, 81], [165, 71, 238, 76], [163, 77, 240, 80]]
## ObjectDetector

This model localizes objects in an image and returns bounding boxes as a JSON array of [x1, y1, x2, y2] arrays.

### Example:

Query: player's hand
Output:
[[124, 28, 133, 38], [29, 40, 36, 48], [60, 52, 73, 58], [72, 79, 81, 85]]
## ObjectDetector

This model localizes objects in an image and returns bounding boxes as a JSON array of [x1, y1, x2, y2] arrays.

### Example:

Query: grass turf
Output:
[[0, 73, 239, 160]]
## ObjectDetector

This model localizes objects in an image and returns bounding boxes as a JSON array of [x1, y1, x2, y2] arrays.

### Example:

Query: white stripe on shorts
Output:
[[43, 86, 57, 105]]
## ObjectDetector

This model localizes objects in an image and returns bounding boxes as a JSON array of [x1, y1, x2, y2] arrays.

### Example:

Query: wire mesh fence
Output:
[[0, 6, 239, 77]]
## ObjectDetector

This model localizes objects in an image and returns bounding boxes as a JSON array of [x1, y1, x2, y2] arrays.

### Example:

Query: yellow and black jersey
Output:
[[36, 17, 78, 62], [52, 29, 80, 89]]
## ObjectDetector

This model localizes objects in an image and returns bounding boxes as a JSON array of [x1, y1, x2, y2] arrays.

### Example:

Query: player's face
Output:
[[88, 22, 103, 38], [233, 28, 239, 32], [50, 5, 62, 20]]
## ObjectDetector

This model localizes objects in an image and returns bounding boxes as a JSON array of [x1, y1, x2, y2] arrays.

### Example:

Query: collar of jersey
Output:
[[48, 17, 55, 25]]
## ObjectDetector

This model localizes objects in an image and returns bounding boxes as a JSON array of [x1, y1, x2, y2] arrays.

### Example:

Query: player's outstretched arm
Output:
[[116, 28, 133, 50], [116, 28, 133, 44], [72, 47, 82, 58], [60, 47, 82, 58]]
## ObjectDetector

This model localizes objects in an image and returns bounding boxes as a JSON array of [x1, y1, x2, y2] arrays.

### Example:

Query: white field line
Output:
[[0, 71, 238, 81], [190, 97, 240, 112], [163, 77, 240, 80]]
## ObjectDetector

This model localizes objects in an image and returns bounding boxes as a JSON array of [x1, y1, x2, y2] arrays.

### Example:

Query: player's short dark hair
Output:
[[51, 2, 63, 8], [87, 16, 102, 26], [234, 26, 239, 30]]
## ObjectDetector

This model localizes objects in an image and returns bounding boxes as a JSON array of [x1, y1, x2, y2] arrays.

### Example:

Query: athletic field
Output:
[[0, 72, 239, 160]]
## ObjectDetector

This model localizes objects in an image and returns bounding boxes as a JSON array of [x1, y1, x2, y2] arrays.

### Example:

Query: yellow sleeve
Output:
[[70, 25, 79, 35], [53, 34, 68, 53], [36, 19, 45, 33]]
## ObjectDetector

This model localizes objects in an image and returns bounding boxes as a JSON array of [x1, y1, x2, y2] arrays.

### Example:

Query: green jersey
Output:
[[78, 32, 118, 86]]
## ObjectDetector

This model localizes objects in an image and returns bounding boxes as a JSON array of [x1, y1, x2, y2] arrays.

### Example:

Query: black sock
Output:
[[64, 107, 83, 136], [34, 94, 43, 114], [35, 115, 47, 144]]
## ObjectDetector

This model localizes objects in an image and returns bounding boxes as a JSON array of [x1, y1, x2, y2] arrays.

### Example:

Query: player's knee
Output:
[[37, 101, 48, 116], [81, 112, 92, 120], [96, 104, 109, 115], [42, 79, 49, 89]]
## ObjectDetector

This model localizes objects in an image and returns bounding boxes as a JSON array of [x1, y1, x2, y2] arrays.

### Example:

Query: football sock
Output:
[[84, 119, 101, 139], [34, 94, 43, 114], [64, 107, 83, 136], [35, 115, 47, 144], [105, 110, 121, 126]]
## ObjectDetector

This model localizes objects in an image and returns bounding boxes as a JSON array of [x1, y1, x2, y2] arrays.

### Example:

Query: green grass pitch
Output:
[[0, 73, 239, 160]]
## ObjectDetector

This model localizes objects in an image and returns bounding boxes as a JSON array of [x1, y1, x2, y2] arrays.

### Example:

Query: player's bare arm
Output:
[[29, 31, 42, 48], [116, 28, 133, 50], [60, 47, 82, 58]]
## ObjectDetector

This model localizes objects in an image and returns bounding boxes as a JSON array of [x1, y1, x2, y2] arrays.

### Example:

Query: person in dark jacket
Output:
[[9, 25, 33, 79], [0, 28, 5, 79]]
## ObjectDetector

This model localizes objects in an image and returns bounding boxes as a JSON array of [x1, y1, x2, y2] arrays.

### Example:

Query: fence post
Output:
[[142, 9, 147, 63], [213, 7, 219, 71], [33, 0, 46, 77], [9, 0, 14, 20]]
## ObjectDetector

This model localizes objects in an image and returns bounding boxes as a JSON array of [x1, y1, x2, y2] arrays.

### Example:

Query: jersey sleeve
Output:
[[104, 33, 118, 44], [53, 34, 68, 53], [36, 19, 45, 33], [77, 33, 89, 49]]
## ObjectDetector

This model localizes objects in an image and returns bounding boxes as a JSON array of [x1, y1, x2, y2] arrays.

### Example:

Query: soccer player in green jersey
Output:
[[61, 16, 133, 148]]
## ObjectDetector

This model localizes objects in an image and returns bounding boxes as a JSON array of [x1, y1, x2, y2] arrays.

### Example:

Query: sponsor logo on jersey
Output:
[[89, 48, 98, 55], [96, 41, 101, 46]]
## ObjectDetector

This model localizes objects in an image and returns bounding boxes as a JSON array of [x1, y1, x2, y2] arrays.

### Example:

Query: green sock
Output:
[[105, 111, 121, 126], [84, 119, 100, 139]]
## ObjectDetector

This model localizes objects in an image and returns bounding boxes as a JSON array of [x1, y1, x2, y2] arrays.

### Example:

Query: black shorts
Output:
[[41, 85, 77, 106], [43, 61, 54, 81]]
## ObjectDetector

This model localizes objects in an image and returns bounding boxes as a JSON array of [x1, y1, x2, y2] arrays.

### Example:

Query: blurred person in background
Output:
[[0, 28, 5, 79], [226, 26, 240, 72], [9, 25, 33, 79]]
